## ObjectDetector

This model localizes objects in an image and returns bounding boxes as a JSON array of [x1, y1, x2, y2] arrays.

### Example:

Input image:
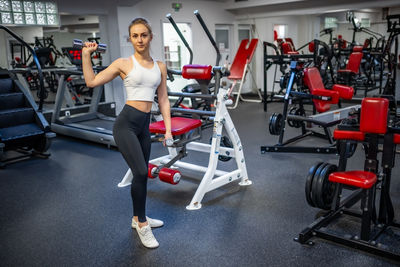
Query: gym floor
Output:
[[1, 101, 400, 266]]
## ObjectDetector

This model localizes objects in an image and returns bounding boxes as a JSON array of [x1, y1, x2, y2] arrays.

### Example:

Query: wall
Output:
[[116, 0, 238, 100]]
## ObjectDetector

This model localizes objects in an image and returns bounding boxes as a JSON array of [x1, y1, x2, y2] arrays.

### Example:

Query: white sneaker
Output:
[[132, 216, 164, 229], [136, 224, 159, 248]]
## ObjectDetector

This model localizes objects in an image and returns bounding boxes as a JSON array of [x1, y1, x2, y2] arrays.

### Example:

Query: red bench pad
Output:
[[329, 170, 377, 189], [333, 130, 365, 141], [149, 117, 202, 135]]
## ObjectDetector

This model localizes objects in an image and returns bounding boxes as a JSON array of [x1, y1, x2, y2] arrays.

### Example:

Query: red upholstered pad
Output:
[[333, 130, 365, 141], [182, 65, 212, 80], [303, 67, 336, 113], [281, 42, 296, 54], [394, 134, 400, 144], [149, 117, 202, 135], [288, 51, 300, 55], [353, 46, 363, 52], [312, 89, 339, 104], [228, 38, 258, 80], [332, 84, 354, 100], [345, 52, 363, 74], [329, 171, 377, 189], [360, 98, 388, 134]]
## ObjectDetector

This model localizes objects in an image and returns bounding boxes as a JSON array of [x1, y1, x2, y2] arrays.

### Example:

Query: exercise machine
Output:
[[295, 97, 400, 261], [50, 41, 117, 147]]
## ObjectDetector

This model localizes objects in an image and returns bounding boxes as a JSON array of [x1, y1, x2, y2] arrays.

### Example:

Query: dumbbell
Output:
[[73, 39, 107, 53]]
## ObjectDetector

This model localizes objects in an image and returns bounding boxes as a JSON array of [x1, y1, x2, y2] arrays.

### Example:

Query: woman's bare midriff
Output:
[[126, 100, 153, 113]]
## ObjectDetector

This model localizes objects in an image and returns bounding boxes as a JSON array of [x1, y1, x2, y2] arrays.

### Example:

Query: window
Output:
[[162, 22, 192, 70], [273, 24, 287, 39], [0, 0, 58, 26]]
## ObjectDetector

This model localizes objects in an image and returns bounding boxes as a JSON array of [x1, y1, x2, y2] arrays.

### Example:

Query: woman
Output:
[[82, 18, 171, 249]]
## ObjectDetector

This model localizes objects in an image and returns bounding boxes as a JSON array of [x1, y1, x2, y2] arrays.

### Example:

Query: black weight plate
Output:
[[219, 136, 233, 162], [311, 162, 329, 209], [315, 164, 337, 210], [321, 165, 337, 210], [269, 113, 277, 135], [305, 162, 324, 207]]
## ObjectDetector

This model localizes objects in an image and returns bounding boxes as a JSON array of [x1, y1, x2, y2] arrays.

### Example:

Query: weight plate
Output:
[[310, 162, 329, 209], [305, 162, 324, 208], [315, 163, 337, 210]]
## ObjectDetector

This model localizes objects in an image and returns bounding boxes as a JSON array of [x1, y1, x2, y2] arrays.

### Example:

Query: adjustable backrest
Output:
[[345, 52, 363, 74], [303, 67, 331, 113], [360, 98, 388, 134], [182, 64, 212, 80], [228, 38, 258, 80], [303, 67, 324, 94]]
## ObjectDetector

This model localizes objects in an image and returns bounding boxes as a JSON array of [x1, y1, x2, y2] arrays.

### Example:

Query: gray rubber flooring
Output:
[[1, 101, 400, 266]]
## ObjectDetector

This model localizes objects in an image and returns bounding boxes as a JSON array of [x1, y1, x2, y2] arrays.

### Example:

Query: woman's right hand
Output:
[[82, 42, 98, 56]]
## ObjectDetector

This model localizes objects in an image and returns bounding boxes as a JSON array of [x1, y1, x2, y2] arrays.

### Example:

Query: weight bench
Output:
[[118, 64, 252, 210], [297, 97, 400, 261], [227, 38, 261, 109]]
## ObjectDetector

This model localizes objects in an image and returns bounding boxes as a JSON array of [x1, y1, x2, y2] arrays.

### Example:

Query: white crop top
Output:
[[123, 55, 161, 102]]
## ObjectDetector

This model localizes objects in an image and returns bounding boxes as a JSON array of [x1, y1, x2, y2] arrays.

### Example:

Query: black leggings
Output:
[[113, 104, 151, 223]]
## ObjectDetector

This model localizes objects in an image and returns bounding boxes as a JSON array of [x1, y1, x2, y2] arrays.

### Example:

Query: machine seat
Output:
[[329, 171, 377, 189], [149, 117, 202, 136]]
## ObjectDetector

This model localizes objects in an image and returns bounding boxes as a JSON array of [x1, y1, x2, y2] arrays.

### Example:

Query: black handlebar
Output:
[[194, 10, 221, 66], [166, 14, 193, 65]]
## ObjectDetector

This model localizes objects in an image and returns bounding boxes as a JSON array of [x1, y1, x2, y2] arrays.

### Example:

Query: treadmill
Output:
[[50, 47, 116, 147]]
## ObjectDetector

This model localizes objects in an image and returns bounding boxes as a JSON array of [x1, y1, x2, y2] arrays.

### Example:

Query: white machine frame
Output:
[[118, 87, 252, 210]]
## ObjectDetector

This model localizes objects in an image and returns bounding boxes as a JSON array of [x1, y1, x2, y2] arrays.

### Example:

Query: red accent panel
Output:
[[228, 39, 258, 80], [345, 52, 363, 74], [182, 64, 212, 80], [333, 130, 365, 141], [149, 117, 202, 135], [332, 84, 354, 99], [394, 134, 400, 144], [308, 41, 315, 53], [329, 171, 377, 189], [360, 98, 388, 134], [353, 46, 363, 52]]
